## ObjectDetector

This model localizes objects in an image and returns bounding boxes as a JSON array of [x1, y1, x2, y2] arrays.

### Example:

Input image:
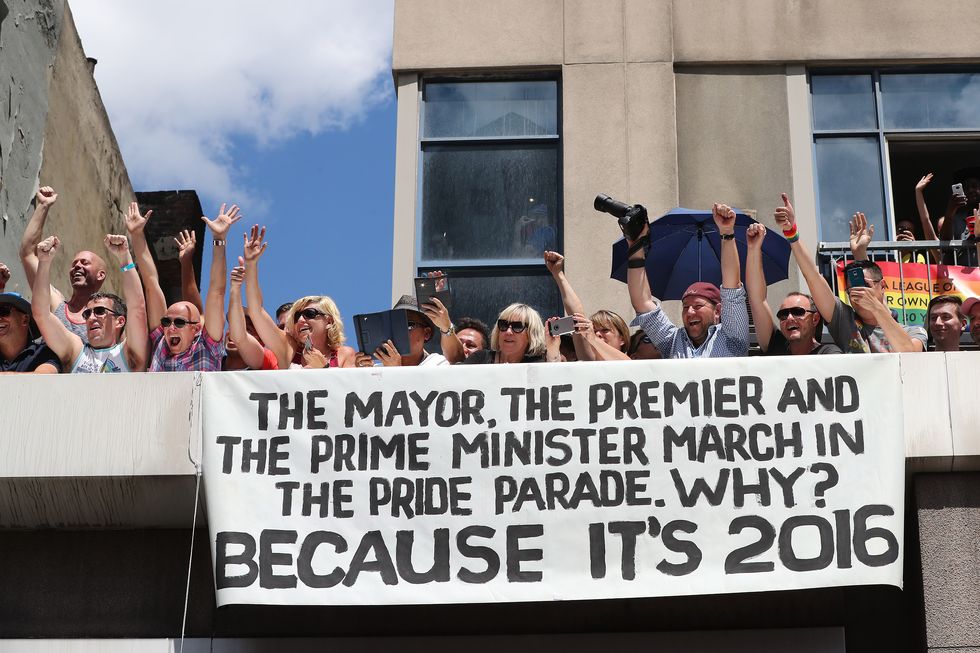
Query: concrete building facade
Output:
[[389, 2, 980, 651]]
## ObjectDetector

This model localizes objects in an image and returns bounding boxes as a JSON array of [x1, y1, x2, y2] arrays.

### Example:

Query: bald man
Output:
[[20, 187, 108, 343], [126, 201, 240, 371]]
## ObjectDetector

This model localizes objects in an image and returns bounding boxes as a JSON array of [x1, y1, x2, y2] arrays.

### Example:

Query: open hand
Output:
[[242, 225, 268, 262], [125, 202, 153, 235], [916, 173, 933, 193], [420, 296, 451, 333], [202, 203, 242, 240], [175, 230, 197, 262], [849, 212, 874, 252]]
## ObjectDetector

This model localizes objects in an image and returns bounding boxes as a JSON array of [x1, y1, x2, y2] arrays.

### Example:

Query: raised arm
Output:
[[31, 236, 83, 365], [242, 225, 289, 367], [775, 193, 837, 324], [104, 234, 149, 371], [713, 203, 740, 288], [914, 174, 942, 264], [125, 202, 167, 329], [19, 187, 64, 310], [848, 286, 924, 352], [420, 295, 464, 364], [544, 250, 596, 360], [201, 203, 241, 342], [848, 212, 873, 262], [626, 223, 657, 314], [228, 256, 267, 369], [745, 223, 775, 351], [175, 230, 203, 313]]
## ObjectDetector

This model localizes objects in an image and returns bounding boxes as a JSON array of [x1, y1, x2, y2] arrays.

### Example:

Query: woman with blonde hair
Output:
[[460, 303, 560, 364], [241, 225, 356, 368]]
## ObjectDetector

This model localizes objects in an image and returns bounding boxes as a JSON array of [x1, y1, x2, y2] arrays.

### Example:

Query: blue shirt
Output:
[[632, 286, 750, 359]]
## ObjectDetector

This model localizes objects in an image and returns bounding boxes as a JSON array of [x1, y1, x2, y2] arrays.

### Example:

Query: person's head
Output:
[[776, 292, 821, 345], [456, 317, 491, 358], [275, 302, 293, 329], [591, 309, 629, 352], [391, 295, 436, 360], [680, 282, 722, 346], [844, 260, 887, 310], [559, 334, 577, 362], [896, 219, 919, 240], [964, 297, 980, 347], [957, 168, 980, 205], [927, 295, 966, 350], [83, 291, 127, 348], [0, 293, 34, 351], [491, 303, 546, 361], [68, 250, 107, 292], [160, 300, 202, 355], [286, 295, 345, 351], [628, 329, 662, 360]]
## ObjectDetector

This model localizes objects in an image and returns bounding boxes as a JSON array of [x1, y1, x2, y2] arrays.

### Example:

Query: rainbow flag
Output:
[[835, 260, 980, 326]]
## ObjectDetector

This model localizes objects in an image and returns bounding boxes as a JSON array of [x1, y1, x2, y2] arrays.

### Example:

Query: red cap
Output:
[[963, 296, 980, 316], [682, 282, 721, 305]]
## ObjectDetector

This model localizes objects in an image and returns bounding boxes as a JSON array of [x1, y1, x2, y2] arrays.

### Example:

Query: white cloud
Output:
[[69, 0, 394, 208]]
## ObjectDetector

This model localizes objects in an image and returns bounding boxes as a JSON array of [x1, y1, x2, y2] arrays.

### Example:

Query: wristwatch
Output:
[[441, 323, 456, 336]]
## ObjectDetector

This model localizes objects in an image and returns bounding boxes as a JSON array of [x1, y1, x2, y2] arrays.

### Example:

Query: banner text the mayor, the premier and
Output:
[[202, 356, 904, 606]]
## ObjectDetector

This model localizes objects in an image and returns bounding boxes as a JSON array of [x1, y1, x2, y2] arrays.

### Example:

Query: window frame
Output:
[[414, 75, 564, 327], [809, 66, 980, 242]]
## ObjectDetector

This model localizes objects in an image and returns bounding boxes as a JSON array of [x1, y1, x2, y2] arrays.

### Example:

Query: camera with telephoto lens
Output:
[[594, 194, 648, 241]]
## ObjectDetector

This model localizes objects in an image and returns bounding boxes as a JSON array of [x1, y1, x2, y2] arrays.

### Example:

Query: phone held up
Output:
[[548, 316, 576, 337]]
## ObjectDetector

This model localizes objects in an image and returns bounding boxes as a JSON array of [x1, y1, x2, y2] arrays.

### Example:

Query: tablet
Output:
[[353, 309, 411, 356]]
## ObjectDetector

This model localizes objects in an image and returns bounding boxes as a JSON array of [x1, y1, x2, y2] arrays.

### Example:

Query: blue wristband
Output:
[[120, 262, 136, 272]]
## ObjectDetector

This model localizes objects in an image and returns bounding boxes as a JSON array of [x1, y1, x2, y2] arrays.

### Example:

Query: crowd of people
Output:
[[1, 183, 978, 374]]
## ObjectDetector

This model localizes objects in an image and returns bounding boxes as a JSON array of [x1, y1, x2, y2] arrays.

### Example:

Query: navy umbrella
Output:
[[610, 207, 791, 300]]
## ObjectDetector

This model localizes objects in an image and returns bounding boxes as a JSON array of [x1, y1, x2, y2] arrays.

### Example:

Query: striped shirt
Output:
[[632, 286, 750, 359]]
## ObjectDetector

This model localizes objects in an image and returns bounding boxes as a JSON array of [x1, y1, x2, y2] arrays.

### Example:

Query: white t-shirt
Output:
[[418, 352, 448, 367]]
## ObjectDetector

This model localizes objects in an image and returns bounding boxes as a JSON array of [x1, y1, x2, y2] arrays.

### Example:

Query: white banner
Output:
[[202, 355, 905, 606]]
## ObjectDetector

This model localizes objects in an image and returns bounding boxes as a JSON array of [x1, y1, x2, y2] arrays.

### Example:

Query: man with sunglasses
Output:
[[0, 292, 61, 373], [774, 194, 926, 353], [19, 186, 109, 343], [31, 234, 149, 373], [126, 202, 240, 372], [626, 203, 750, 359], [745, 223, 841, 355]]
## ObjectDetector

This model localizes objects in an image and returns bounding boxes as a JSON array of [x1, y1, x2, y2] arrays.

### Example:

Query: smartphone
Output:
[[845, 265, 867, 289], [549, 316, 576, 337], [953, 183, 966, 199], [414, 276, 452, 310]]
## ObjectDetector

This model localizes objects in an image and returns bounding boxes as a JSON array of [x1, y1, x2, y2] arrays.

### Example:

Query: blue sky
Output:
[[70, 0, 397, 338]]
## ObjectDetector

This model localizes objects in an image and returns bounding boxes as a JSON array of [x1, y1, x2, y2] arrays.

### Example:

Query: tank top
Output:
[[71, 342, 130, 373], [55, 300, 89, 344]]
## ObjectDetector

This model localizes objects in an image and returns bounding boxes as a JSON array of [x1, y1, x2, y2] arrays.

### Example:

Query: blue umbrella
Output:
[[610, 207, 791, 300]]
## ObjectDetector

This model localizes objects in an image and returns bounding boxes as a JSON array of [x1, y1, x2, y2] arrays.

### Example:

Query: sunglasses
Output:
[[82, 306, 119, 320], [161, 316, 199, 328], [776, 307, 817, 321], [407, 321, 428, 331], [497, 319, 528, 334], [0, 305, 20, 318], [298, 308, 327, 321]]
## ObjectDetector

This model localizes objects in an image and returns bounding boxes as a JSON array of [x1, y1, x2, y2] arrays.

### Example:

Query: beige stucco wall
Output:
[[391, 0, 980, 321], [0, 1, 132, 298], [35, 3, 134, 297]]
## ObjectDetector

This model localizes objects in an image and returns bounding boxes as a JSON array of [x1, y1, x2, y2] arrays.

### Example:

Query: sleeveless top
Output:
[[71, 342, 130, 373], [55, 300, 89, 344]]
